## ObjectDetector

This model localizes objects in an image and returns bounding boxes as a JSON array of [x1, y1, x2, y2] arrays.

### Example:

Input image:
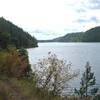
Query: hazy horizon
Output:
[[0, 0, 100, 40]]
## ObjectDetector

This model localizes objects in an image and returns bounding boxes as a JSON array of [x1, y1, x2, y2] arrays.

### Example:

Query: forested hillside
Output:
[[82, 26, 100, 42], [0, 17, 38, 49], [52, 32, 84, 42], [39, 26, 100, 42]]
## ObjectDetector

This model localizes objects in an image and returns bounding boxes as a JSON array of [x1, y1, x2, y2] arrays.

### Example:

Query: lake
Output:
[[27, 43, 100, 93]]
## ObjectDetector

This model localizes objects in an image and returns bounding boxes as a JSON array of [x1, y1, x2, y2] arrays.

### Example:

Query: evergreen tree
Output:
[[75, 62, 98, 99], [0, 17, 38, 48], [0, 32, 10, 49]]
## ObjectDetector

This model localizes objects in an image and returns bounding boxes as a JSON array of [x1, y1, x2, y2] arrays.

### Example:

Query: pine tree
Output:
[[75, 62, 98, 99]]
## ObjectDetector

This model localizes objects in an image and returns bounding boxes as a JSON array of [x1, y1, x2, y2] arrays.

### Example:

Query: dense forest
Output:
[[39, 26, 100, 42], [82, 26, 100, 42], [52, 32, 84, 42], [0, 17, 38, 49]]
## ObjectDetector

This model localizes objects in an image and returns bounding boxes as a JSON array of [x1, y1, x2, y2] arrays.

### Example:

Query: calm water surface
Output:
[[27, 43, 100, 92]]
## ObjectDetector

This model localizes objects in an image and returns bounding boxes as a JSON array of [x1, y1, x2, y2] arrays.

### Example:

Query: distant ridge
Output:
[[0, 17, 38, 48], [38, 26, 100, 42]]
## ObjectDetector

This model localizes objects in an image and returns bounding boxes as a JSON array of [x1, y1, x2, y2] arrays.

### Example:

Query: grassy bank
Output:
[[0, 48, 99, 100], [0, 77, 64, 100], [0, 77, 97, 100]]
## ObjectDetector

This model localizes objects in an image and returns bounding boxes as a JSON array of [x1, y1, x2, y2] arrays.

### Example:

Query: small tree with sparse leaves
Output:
[[34, 52, 78, 96]]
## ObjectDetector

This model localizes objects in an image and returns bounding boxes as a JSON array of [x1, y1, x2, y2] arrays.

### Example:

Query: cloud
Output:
[[73, 0, 100, 14], [70, 0, 100, 30], [76, 16, 99, 23], [30, 29, 43, 33], [90, 16, 100, 23], [31, 31, 63, 40], [0, 0, 100, 40], [75, 9, 86, 13], [77, 0, 100, 10], [88, 0, 100, 9]]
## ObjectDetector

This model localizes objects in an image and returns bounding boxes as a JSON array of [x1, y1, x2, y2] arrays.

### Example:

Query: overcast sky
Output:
[[0, 0, 100, 40]]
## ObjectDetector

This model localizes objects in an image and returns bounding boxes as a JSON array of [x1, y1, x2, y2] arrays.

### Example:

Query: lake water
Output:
[[27, 43, 100, 93]]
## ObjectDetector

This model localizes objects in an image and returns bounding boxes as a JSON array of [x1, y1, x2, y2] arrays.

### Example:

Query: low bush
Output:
[[0, 50, 28, 78]]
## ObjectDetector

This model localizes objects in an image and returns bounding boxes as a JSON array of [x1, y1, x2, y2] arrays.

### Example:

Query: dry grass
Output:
[[0, 77, 95, 100]]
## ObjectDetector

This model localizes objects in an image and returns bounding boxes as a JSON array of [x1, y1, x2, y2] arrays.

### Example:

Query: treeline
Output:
[[83, 26, 100, 42], [52, 32, 84, 42], [39, 26, 100, 42], [0, 17, 38, 49]]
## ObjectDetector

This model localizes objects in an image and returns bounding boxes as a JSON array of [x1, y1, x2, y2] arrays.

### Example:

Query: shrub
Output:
[[0, 50, 28, 78], [18, 48, 32, 77], [34, 52, 78, 96]]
